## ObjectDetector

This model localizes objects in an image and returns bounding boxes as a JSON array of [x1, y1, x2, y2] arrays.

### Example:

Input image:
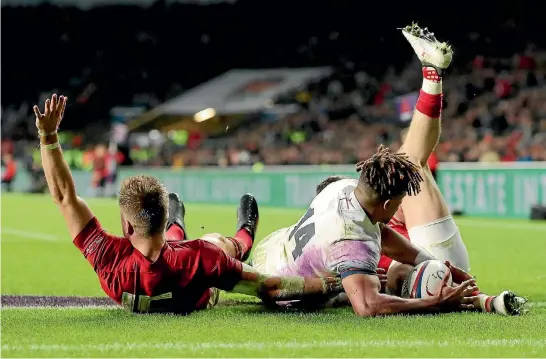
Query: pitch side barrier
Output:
[[6, 162, 546, 218]]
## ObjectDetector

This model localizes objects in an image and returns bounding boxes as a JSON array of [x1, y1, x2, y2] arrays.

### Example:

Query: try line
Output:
[[3, 339, 546, 353]]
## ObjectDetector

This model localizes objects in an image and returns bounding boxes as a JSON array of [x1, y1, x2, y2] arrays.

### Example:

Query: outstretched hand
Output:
[[445, 261, 477, 290], [435, 269, 478, 310], [33, 94, 67, 134]]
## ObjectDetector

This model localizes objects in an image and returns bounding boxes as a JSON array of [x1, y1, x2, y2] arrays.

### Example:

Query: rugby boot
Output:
[[236, 193, 259, 260], [167, 192, 188, 240], [490, 291, 529, 316], [401, 22, 453, 75]]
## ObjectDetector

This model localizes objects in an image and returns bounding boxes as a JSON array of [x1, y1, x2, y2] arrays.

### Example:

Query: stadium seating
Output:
[[2, 2, 545, 166]]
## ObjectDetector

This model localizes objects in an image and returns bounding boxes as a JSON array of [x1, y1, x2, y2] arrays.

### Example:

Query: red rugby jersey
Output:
[[73, 218, 242, 314]]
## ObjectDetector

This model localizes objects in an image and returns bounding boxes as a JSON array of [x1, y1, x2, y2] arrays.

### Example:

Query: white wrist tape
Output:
[[38, 130, 57, 137], [40, 142, 60, 150], [321, 277, 344, 294], [275, 277, 306, 300]]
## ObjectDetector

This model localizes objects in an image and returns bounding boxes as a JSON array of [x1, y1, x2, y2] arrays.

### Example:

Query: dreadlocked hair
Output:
[[355, 145, 423, 200]]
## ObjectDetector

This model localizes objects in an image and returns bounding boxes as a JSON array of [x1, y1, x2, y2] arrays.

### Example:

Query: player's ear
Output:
[[382, 199, 390, 211], [126, 221, 135, 236]]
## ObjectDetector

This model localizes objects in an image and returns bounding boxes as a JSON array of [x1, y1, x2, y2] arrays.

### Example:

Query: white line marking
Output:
[[0, 305, 119, 310], [2, 301, 544, 310], [3, 339, 546, 353], [0, 228, 58, 241]]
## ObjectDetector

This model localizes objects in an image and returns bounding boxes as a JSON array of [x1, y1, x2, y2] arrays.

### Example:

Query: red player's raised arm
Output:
[[34, 94, 94, 239]]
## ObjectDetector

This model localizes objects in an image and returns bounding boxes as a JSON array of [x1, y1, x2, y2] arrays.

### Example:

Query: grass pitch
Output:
[[1, 193, 546, 357]]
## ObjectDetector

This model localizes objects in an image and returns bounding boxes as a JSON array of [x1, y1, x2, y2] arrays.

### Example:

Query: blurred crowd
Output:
[[213, 51, 546, 166], [2, 1, 546, 173]]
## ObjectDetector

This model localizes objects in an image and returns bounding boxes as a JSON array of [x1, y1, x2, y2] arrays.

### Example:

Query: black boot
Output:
[[167, 192, 188, 240], [236, 194, 259, 259]]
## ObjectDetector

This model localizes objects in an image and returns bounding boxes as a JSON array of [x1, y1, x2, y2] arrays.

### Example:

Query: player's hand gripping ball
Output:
[[408, 260, 453, 299]]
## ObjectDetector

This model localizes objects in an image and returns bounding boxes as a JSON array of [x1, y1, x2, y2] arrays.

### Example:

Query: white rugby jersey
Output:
[[252, 178, 382, 279]]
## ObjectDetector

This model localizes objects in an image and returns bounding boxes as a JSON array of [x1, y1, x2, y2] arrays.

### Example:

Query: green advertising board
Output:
[[437, 162, 546, 218], [6, 162, 546, 218], [118, 166, 356, 208]]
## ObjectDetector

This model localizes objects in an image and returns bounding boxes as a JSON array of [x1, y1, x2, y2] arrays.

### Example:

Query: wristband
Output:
[[38, 130, 57, 138], [40, 142, 60, 150], [321, 277, 344, 294]]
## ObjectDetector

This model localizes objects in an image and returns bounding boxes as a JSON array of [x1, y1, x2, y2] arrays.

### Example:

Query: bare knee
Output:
[[200, 233, 236, 257], [386, 262, 413, 297]]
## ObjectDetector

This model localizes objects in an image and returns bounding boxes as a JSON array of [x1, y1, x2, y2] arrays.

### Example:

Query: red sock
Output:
[[415, 90, 443, 118], [230, 229, 253, 259], [166, 224, 186, 242]]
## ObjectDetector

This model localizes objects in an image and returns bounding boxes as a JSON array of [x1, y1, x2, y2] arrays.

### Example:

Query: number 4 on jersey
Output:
[[289, 207, 315, 260]]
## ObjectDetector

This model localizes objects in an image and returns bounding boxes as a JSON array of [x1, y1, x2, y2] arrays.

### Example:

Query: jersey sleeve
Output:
[[326, 238, 381, 279], [193, 240, 243, 291], [73, 217, 127, 272]]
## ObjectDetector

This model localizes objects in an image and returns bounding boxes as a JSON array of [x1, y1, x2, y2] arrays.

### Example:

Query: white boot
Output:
[[401, 22, 453, 72]]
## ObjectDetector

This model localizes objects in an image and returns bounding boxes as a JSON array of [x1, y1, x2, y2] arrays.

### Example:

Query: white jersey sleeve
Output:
[[257, 178, 382, 278]]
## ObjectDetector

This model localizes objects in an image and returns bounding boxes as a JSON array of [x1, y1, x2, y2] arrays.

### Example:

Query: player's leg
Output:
[[397, 23, 453, 228], [395, 24, 471, 274], [398, 23, 449, 170], [165, 192, 189, 241], [200, 194, 258, 261]]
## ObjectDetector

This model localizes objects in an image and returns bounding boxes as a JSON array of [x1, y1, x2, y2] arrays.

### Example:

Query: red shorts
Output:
[[378, 218, 410, 272]]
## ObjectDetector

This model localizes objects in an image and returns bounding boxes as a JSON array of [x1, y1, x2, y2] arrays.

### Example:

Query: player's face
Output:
[[380, 194, 405, 223]]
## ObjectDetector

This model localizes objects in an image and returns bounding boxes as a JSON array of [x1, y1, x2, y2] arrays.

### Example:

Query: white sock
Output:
[[478, 293, 496, 313], [422, 67, 442, 95]]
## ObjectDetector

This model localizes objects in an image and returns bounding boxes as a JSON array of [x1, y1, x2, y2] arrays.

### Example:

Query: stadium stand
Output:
[[2, 0, 546, 170]]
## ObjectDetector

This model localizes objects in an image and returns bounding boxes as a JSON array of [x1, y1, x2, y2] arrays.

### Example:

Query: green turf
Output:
[[2, 193, 546, 357]]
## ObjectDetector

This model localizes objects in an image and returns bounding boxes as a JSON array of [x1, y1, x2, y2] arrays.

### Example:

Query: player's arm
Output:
[[34, 95, 94, 239], [195, 241, 342, 302], [231, 264, 343, 303], [379, 223, 435, 266], [328, 240, 474, 316], [343, 273, 438, 316], [341, 266, 477, 317]]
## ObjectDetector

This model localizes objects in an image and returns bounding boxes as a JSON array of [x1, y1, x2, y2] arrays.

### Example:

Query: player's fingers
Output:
[[50, 94, 57, 113], [376, 268, 386, 274], [60, 96, 67, 119], [55, 96, 64, 121], [456, 279, 476, 294], [461, 286, 477, 297], [440, 268, 451, 286], [54, 95, 63, 114], [33, 105, 43, 119], [459, 278, 475, 288], [44, 99, 51, 115], [463, 284, 477, 293]]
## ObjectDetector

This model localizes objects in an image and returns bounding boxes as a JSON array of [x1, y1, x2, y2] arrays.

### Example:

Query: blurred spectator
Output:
[[1, 153, 18, 192], [2, 2, 545, 168]]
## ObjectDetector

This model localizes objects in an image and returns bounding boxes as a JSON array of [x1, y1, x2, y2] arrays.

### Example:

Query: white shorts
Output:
[[408, 215, 471, 272], [251, 228, 290, 276]]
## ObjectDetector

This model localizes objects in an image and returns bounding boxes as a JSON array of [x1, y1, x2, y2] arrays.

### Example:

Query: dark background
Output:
[[3, 0, 544, 129]]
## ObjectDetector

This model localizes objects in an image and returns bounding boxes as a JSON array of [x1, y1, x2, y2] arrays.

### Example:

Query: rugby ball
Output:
[[408, 260, 452, 299]]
